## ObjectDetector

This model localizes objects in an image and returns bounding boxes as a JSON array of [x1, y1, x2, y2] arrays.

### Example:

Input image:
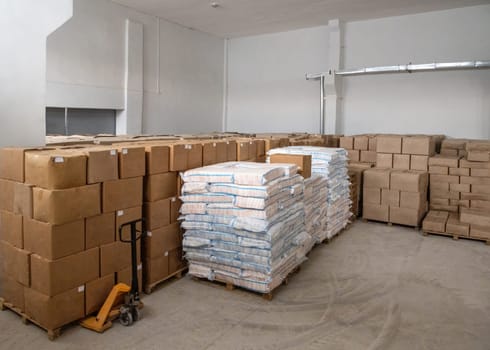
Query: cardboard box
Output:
[[430, 190, 460, 200], [169, 144, 187, 171], [24, 287, 85, 330], [440, 149, 458, 156], [144, 198, 171, 230], [461, 193, 490, 201], [85, 212, 115, 249], [470, 225, 490, 239], [0, 274, 25, 311], [145, 145, 170, 175], [400, 192, 427, 210], [363, 187, 381, 205], [460, 159, 490, 169], [24, 219, 84, 260], [429, 174, 460, 184], [102, 177, 143, 213], [422, 211, 449, 232], [0, 147, 51, 182], [360, 151, 377, 163], [364, 168, 391, 189], [144, 255, 169, 285], [202, 141, 219, 166], [363, 204, 389, 222], [116, 206, 142, 241], [347, 150, 360, 163], [429, 166, 449, 175], [0, 179, 15, 212], [83, 148, 118, 184], [13, 182, 33, 218], [169, 248, 186, 274], [410, 155, 429, 171], [187, 143, 203, 170], [33, 184, 101, 225], [381, 189, 400, 207], [30, 247, 99, 296], [215, 141, 228, 163], [144, 223, 181, 259], [431, 198, 449, 206], [461, 176, 490, 186], [376, 153, 393, 168], [269, 154, 312, 179], [118, 146, 146, 179], [144, 172, 178, 202], [377, 136, 402, 154], [236, 141, 250, 161], [0, 241, 30, 286], [170, 197, 181, 223], [116, 263, 143, 293], [393, 154, 410, 170], [354, 136, 369, 151], [449, 183, 470, 193], [449, 167, 469, 176], [255, 139, 266, 157], [471, 185, 490, 195], [390, 207, 424, 226], [25, 151, 87, 189], [428, 155, 459, 168], [471, 168, 490, 177], [85, 274, 115, 316], [467, 151, 490, 162], [339, 137, 354, 150], [402, 136, 435, 156], [460, 208, 490, 227], [431, 182, 449, 191], [391, 170, 428, 193], [226, 141, 237, 161], [470, 200, 490, 210], [100, 241, 140, 276], [0, 210, 23, 248], [368, 137, 377, 151]]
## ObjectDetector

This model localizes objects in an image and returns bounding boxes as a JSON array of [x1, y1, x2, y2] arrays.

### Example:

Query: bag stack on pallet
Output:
[[0, 145, 145, 332], [180, 162, 308, 294], [268, 146, 351, 241], [423, 141, 490, 241]]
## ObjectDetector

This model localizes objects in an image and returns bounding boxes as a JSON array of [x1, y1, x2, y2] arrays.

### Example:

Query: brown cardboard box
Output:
[[100, 241, 140, 276], [118, 146, 146, 179], [30, 247, 99, 296], [461, 193, 490, 201], [360, 151, 377, 163], [402, 136, 435, 156], [339, 137, 354, 149], [255, 139, 266, 157], [461, 176, 490, 185], [116, 263, 143, 291], [202, 141, 219, 166], [381, 189, 400, 207], [0, 241, 30, 286], [236, 141, 250, 161], [0, 274, 25, 311], [363, 187, 381, 205], [347, 150, 360, 163], [440, 149, 458, 156], [85, 274, 115, 315], [0, 179, 15, 212], [449, 183, 470, 193], [458, 199, 470, 208], [144, 172, 178, 202], [429, 205, 457, 213], [83, 147, 118, 184], [145, 145, 169, 175], [393, 154, 410, 170], [471, 185, 490, 194], [467, 151, 490, 162], [170, 197, 181, 223], [391, 170, 428, 193], [187, 143, 203, 169], [430, 190, 460, 200], [0, 210, 23, 248], [449, 167, 469, 176], [471, 168, 490, 177], [428, 155, 459, 168], [390, 207, 424, 226], [430, 198, 450, 206], [470, 200, 490, 210], [144, 255, 169, 285], [460, 159, 490, 169], [446, 214, 469, 236], [144, 223, 181, 259], [400, 192, 427, 210], [429, 166, 448, 175], [116, 206, 142, 241], [169, 144, 187, 171], [368, 137, 377, 151], [422, 211, 449, 232], [364, 168, 391, 189], [410, 155, 429, 171], [269, 154, 312, 179], [102, 177, 143, 213], [470, 225, 490, 239], [24, 287, 85, 330], [25, 151, 87, 189], [0, 147, 51, 182], [13, 182, 33, 218], [144, 198, 171, 230], [429, 174, 460, 184], [363, 204, 389, 222], [460, 208, 490, 227], [354, 136, 369, 151], [24, 219, 84, 260], [226, 140, 237, 161], [85, 212, 115, 249], [376, 153, 393, 168], [431, 182, 449, 191], [377, 136, 402, 154], [215, 141, 228, 163], [33, 184, 101, 225], [169, 248, 186, 274]]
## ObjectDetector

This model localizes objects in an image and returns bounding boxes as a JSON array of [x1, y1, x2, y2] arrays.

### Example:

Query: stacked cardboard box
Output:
[[428, 155, 464, 213], [363, 168, 428, 227], [339, 135, 377, 165], [348, 163, 374, 217], [440, 139, 469, 157], [376, 135, 436, 171]]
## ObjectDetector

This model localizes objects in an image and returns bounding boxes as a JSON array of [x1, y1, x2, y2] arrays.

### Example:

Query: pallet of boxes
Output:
[[423, 140, 490, 244], [0, 145, 145, 339]]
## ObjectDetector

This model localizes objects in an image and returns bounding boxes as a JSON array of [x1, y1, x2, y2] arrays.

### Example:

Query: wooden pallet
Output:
[[192, 265, 301, 301], [144, 267, 188, 295], [362, 218, 420, 231], [0, 298, 64, 341], [422, 230, 490, 245]]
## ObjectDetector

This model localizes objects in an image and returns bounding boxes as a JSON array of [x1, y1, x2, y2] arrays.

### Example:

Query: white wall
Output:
[[47, 0, 224, 135], [226, 26, 329, 133], [342, 5, 490, 138]]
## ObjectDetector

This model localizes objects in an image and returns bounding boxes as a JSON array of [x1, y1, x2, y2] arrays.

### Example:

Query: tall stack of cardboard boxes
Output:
[[339, 135, 377, 165]]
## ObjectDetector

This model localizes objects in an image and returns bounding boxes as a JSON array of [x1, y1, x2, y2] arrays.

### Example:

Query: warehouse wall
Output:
[[342, 5, 490, 139], [47, 0, 224, 135], [226, 26, 329, 133]]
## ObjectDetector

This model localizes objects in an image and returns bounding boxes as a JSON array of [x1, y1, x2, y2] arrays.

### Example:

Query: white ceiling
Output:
[[112, 0, 489, 37]]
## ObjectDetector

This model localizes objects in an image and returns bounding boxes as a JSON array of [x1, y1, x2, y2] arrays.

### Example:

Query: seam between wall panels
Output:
[[222, 38, 229, 132]]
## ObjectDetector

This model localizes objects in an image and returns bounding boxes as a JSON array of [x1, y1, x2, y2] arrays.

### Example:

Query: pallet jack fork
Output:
[[80, 219, 145, 333]]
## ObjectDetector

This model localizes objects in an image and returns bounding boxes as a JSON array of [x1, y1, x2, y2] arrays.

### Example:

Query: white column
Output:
[[0, 0, 72, 147]]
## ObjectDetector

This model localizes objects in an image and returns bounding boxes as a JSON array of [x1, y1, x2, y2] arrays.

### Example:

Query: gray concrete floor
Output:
[[1, 220, 490, 350]]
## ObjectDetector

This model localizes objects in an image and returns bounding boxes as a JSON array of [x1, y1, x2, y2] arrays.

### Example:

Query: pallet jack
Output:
[[80, 219, 145, 333]]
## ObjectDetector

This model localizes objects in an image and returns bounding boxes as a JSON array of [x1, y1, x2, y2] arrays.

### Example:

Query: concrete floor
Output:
[[1, 220, 490, 350]]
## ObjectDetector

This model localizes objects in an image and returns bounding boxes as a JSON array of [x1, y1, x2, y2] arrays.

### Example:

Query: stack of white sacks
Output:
[[268, 146, 352, 241], [180, 162, 310, 293]]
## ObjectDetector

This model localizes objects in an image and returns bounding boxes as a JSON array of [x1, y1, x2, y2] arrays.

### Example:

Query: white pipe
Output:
[[320, 75, 325, 134]]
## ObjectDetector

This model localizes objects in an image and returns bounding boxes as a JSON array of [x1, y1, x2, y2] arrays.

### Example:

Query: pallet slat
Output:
[[422, 230, 490, 245]]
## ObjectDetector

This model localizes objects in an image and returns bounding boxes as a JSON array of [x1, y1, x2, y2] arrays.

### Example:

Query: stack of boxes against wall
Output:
[[423, 140, 490, 240]]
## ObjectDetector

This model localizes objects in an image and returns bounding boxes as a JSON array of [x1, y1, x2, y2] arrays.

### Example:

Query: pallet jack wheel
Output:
[[119, 307, 133, 327]]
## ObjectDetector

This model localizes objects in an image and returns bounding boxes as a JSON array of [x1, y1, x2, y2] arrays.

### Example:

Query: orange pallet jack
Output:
[[81, 219, 145, 333]]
